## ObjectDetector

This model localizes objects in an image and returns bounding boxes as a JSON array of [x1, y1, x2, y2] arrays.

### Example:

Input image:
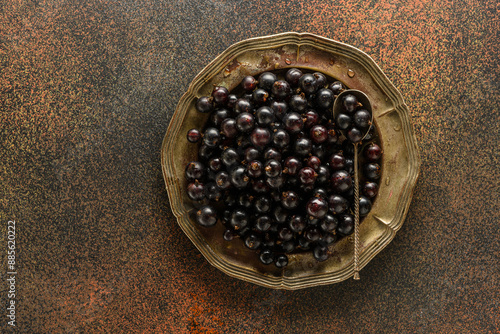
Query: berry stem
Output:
[[354, 142, 360, 280]]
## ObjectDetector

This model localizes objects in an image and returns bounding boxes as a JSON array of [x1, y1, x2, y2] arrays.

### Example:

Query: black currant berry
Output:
[[187, 129, 201, 143], [196, 205, 218, 227], [196, 96, 213, 113], [212, 86, 229, 106], [285, 68, 303, 86], [258, 72, 277, 91]]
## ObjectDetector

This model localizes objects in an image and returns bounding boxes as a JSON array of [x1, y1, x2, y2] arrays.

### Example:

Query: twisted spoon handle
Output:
[[353, 142, 360, 280]]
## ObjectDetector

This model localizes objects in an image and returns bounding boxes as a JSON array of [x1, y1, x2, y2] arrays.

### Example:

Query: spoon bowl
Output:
[[332, 89, 374, 142]]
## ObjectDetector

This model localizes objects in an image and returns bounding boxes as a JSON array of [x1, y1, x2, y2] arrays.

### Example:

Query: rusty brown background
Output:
[[1, 0, 499, 333]]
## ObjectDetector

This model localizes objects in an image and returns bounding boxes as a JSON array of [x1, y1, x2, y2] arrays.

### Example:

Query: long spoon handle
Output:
[[353, 142, 360, 280]]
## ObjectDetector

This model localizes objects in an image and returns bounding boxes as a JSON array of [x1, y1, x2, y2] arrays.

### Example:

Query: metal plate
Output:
[[161, 32, 421, 289]]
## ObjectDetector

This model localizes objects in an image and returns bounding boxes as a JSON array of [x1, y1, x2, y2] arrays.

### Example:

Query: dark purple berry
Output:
[[289, 215, 306, 233], [272, 80, 292, 100], [242, 76, 257, 91], [223, 229, 236, 241], [303, 110, 320, 128], [329, 152, 346, 170], [343, 94, 358, 113], [230, 208, 248, 230], [354, 109, 371, 129], [187, 129, 201, 143], [198, 144, 214, 161], [273, 206, 289, 223], [264, 159, 281, 178], [328, 194, 348, 214], [227, 94, 238, 108], [283, 112, 304, 133], [254, 196, 271, 213], [363, 182, 379, 198], [306, 197, 328, 218], [329, 81, 344, 95], [307, 156, 321, 171], [336, 113, 352, 130], [294, 138, 312, 156], [285, 68, 302, 86], [319, 214, 338, 232], [211, 108, 230, 126], [275, 254, 288, 268], [187, 181, 205, 201], [185, 161, 205, 181], [255, 215, 272, 232], [313, 245, 328, 262], [326, 127, 339, 144], [347, 127, 363, 143], [208, 158, 222, 172], [264, 147, 282, 161], [270, 101, 288, 120], [278, 226, 294, 242], [250, 127, 271, 148], [238, 193, 254, 208], [365, 143, 382, 161], [298, 167, 317, 184], [247, 160, 263, 178], [196, 205, 218, 227], [315, 88, 334, 109], [321, 232, 337, 246], [258, 72, 277, 91], [331, 170, 353, 193], [221, 148, 239, 167], [284, 157, 302, 175], [256, 106, 275, 126], [310, 125, 328, 144], [196, 96, 213, 113], [364, 163, 381, 180], [313, 72, 327, 88], [289, 94, 307, 112], [312, 187, 328, 199], [212, 86, 229, 105], [359, 196, 372, 216], [244, 233, 262, 250], [299, 73, 317, 95], [221, 118, 238, 138], [203, 127, 221, 147], [272, 129, 290, 149], [253, 88, 269, 105], [244, 147, 260, 162], [266, 175, 285, 189], [316, 165, 330, 184], [281, 190, 300, 210], [252, 179, 269, 193], [304, 226, 321, 242], [215, 171, 231, 190], [205, 183, 222, 201], [260, 249, 274, 264], [230, 166, 250, 188], [337, 214, 354, 235], [236, 112, 255, 133], [234, 98, 253, 114]]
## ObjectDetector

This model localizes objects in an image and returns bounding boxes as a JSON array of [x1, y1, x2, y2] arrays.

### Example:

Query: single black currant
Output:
[[258, 72, 277, 91], [196, 205, 218, 227], [285, 68, 303, 86], [196, 96, 213, 113], [187, 129, 201, 143], [185, 161, 205, 181]]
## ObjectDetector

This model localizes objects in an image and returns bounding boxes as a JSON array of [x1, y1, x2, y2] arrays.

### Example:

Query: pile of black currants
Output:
[[185, 68, 382, 268]]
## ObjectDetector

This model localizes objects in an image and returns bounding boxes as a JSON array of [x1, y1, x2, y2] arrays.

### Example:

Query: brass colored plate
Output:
[[161, 32, 421, 289]]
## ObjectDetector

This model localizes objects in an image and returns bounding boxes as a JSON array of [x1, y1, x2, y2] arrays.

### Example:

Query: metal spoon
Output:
[[332, 89, 373, 280]]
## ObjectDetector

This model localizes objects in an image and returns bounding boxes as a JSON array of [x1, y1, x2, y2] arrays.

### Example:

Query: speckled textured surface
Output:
[[1, 0, 499, 332]]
